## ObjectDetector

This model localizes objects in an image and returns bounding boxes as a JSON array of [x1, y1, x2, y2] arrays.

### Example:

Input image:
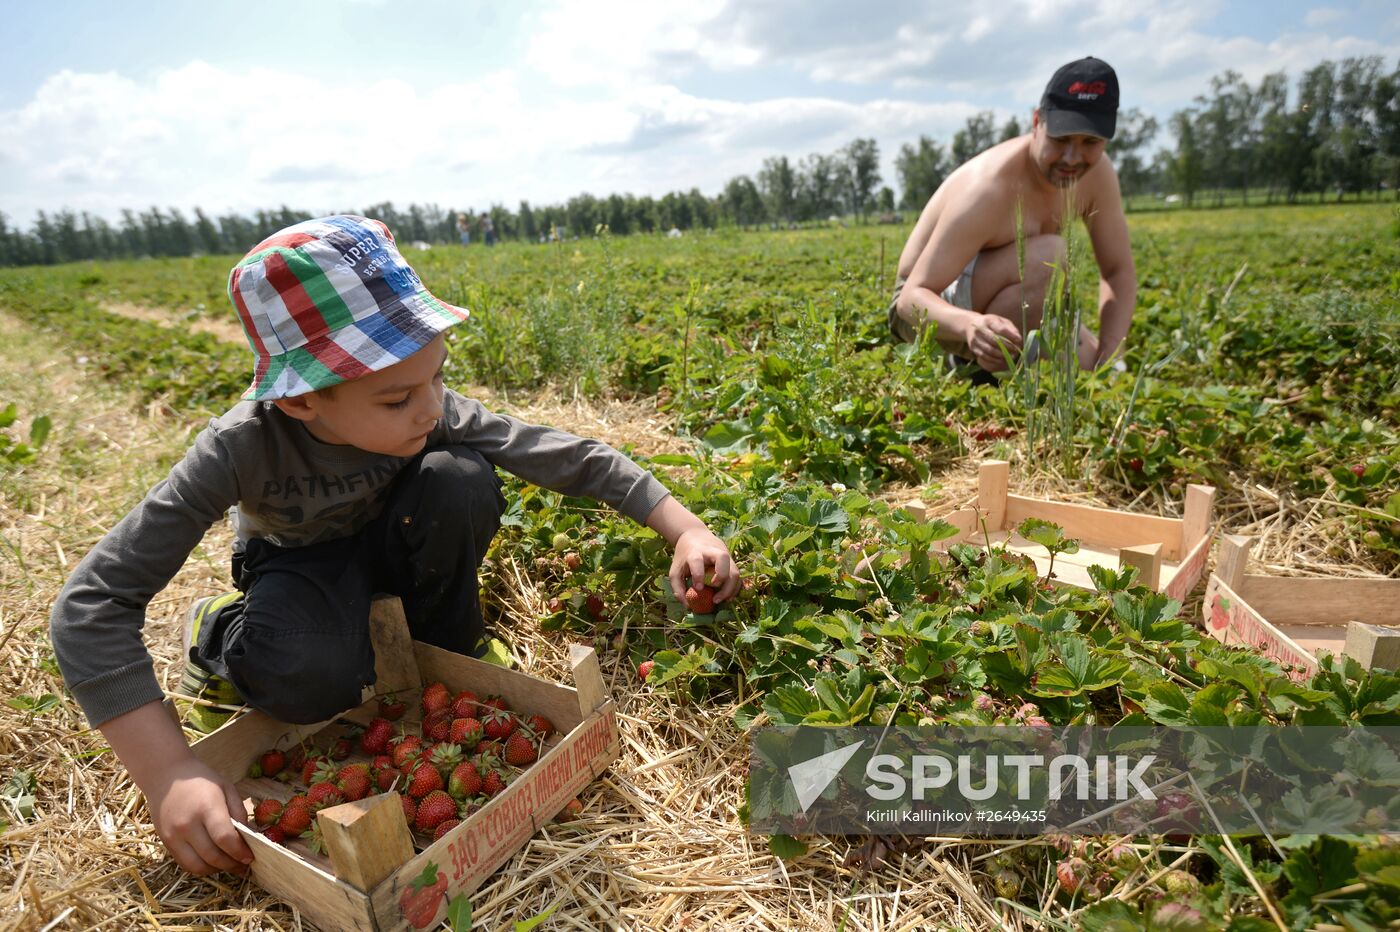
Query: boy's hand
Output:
[[644, 496, 742, 604], [670, 527, 741, 604], [147, 758, 253, 876]]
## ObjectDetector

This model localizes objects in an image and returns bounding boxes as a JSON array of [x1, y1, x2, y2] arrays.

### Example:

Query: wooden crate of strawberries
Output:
[[190, 596, 619, 931]]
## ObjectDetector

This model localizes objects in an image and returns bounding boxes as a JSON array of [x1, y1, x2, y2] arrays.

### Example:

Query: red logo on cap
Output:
[[1067, 80, 1107, 96]]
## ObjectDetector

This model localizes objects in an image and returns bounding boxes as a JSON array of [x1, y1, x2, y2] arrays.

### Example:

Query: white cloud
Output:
[[1304, 7, 1345, 27]]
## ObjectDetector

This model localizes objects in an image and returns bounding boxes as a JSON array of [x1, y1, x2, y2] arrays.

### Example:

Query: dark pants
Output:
[[192, 445, 506, 723]]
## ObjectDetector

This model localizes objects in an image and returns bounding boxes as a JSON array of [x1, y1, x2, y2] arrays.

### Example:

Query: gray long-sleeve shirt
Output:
[[50, 389, 671, 727]]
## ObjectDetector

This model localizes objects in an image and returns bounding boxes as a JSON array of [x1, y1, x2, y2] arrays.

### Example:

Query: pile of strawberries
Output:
[[245, 683, 556, 848]]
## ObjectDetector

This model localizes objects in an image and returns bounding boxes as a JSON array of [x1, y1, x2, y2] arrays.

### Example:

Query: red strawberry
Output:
[[482, 708, 518, 741], [546, 597, 565, 614], [1056, 857, 1089, 895], [448, 761, 482, 800], [375, 761, 402, 793], [478, 695, 508, 713], [414, 790, 457, 833], [525, 715, 555, 739], [564, 551, 582, 570], [638, 660, 655, 681], [328, 736, 352, 761], [421, 708, 452, 742], [503, 732, 538, 767], [254, 748, 286, 778], [475, 740, 502, 762], [283, 744, 307, 776], [359, 717, 394, 755], [421, 682, 451, 715], [378, 693, 407, 720], [405, 762, 444, 800], [433, 818, 461, 842], [585, 593, 606, 621], [277, 802, 313, 837], [555, 797, 583, 822], [392, 736, 425, 769], [481, 770, 506, 798], [252, 798, 283, 827], [338, 764, 372, 801], [306, 781, 345, 810], [1127, 457, 1144, 472], [400, 794, 417, 826], [301, 754, 328, 786], [1352, 463, 1366, 478], [450, 692, 480, 718], [261, 824, 288, 845], [684, 584, 715, 614], [450, 717, 483, 748]]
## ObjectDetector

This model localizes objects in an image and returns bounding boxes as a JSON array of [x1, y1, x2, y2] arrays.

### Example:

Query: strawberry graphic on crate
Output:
[[399, 861, 448, 929]]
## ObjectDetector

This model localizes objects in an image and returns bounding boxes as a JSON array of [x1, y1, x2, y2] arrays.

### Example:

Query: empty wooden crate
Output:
[[190, 596, 618, 931], [1203, 534, 1400, 679], [907, 460, 1216, 599]]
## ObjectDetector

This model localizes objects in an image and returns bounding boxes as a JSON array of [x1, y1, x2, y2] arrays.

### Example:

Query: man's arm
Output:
[[896, 198, 1022, 365], [1084, 164, 1136, 367]]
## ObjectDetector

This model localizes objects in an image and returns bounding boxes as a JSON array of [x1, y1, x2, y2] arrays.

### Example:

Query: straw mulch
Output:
[[0, 306, 1388, 931]]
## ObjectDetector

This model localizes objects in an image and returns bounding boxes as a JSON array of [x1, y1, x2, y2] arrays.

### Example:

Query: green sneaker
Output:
[[177, 592, 245, 733], [474, 637, 515, 669]]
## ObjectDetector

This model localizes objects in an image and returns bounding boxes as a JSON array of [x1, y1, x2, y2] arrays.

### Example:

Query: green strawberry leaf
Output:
[[768, 834, 808, 860], [445, 893, 473, 930], [515, 905, 556, 931]]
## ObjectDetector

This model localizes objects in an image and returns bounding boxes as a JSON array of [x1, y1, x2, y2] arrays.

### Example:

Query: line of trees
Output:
[[2, 57, 1396, 267]]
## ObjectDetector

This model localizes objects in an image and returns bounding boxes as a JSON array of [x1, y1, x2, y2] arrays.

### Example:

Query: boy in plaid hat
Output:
[[49, 215, 739, 877]]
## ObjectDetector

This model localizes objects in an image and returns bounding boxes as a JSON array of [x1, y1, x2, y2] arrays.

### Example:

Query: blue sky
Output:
[[3, 0, 1398, 224]]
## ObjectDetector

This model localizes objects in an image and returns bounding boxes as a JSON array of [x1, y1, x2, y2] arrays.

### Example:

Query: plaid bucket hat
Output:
[[228, 215, 471, 400]]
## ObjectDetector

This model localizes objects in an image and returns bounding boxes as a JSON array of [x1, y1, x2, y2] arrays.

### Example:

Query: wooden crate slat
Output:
[[1004, 494, 1185, 560], [191, 710, 336, 783], [1203, 577, 1318, 679], [1238, 577, 1400, 628], [235, 823, 374, 929]]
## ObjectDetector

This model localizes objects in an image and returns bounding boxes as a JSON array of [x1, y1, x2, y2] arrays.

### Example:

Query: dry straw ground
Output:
[[0, 305, 1382, 931]]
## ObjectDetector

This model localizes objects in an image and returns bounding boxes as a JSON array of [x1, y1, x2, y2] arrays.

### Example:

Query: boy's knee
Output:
[[416, 446, 505, 522], [225, 629, 373, 724]]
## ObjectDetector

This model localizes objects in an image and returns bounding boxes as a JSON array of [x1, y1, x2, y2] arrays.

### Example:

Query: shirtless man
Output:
[[888, 57, 1135, 375]]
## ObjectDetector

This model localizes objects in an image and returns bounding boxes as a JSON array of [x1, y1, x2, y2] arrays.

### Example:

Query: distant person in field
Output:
[[48, 215, 740, 877], [480, 212, 497, 246], [456, 212, 471, 245], [888, 56, 1136, 377]]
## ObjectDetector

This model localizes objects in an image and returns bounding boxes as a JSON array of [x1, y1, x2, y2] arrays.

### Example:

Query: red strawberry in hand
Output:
[[685, 584, 715, 614]]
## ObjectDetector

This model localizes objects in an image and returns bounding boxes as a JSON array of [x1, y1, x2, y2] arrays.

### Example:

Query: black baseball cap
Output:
[[1039, 57, 1119, 139]]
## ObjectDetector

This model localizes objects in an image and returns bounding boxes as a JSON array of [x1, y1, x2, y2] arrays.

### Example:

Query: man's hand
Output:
[[965, 315, 1024, 372], [669, 526, 740, 604], [147, 758, 253, 876]]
